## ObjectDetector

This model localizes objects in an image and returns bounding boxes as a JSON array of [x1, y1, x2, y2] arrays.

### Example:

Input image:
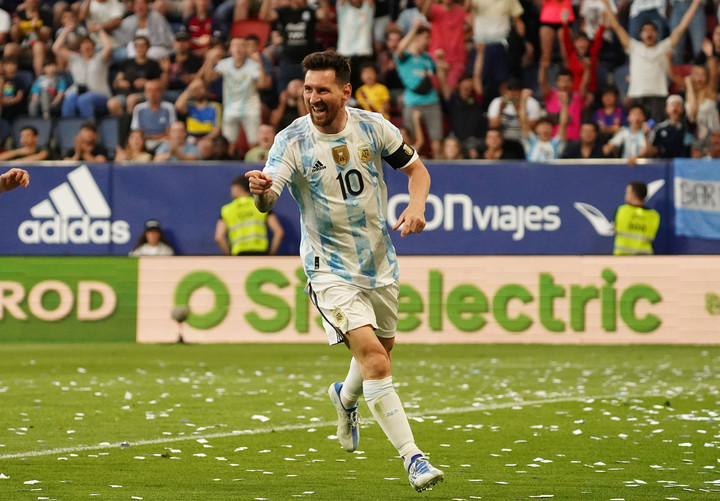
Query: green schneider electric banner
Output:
[[0, 257, 138, 342]]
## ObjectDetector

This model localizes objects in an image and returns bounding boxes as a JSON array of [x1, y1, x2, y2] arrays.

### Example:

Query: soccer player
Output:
[[245, 51, 444, 493], [0, 168, 30, 194]]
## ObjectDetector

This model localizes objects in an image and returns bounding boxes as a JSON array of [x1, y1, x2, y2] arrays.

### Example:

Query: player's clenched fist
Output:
[[245, 170, 274, 195]]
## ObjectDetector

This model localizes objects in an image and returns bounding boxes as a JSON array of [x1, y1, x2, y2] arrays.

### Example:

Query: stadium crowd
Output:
[[1, 0, 720, 162]]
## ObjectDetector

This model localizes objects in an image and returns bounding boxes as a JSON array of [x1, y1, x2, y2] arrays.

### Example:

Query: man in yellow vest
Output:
[[613, 181, 660, 255], [215, 174, 284, 255]]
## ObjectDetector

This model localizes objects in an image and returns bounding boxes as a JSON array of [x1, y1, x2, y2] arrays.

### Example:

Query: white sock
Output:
[[363, 377, 423, 470], [340, 357, 363, 409]]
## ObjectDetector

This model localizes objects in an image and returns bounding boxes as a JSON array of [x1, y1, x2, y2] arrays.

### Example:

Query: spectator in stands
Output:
[[202, 37, 271, 153], [215, 174, 284, 256], [628, 0, 669, 41], [684, 47, 719, 141], [539, 65, 588, 142], [519, 88, 569, 161], [394, 19, 447, 159], [0, 125, 50, 161], [4, 0, 52, 76], [691, 130, 720, 158], [184, 0, 221, 57], [129, 219, 176, 256], [439, 72, 485, 159], [560, 10, 604, 100], [115, 129, 153, 162], [78, 0, 127, 64], [165, 30, 205, 103], [205, 135, 233, 160], [108, 36, 167, 116], [28, 57, 66, 118], [355, 62, 391, 119], [593, 85, 627, 139], [538, 0, 574, 68], [376, 26, 405, 108], [153, 121, 200, 161], [259, 0, 330, 93], [130, 79, 177, 151], [562, 122, 608, 159], [0, 168, 30, 194], [670, 0, 706, 65], [269, 78, 307, 132], [420, 0, 467, 90], [55, 10, 89, 54], [54, 27, 113, 119], [481, 126, 525, 160], [0, 57, 28, 121], [440, 136, 464, 160], [64, 121, 108, 162], [174, 78, 221, 158], [648, 95, 693, 158], [336, 0, 376, 92], [602, 104, 651, 166], [601, 0, 703, 123], [465, 0, 525, 103], [116, 0, 176, 60], [708, 24, 720, 58], [244, 124, 276, 162], [487, 78, 540, 158]]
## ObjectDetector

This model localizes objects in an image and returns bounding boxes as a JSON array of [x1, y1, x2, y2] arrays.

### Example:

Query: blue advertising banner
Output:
[[673, 159, 720, 240], [0, 160, 713, 256]]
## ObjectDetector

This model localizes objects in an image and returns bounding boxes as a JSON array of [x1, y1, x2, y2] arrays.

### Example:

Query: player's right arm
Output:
[[246, 170, 278, 212]]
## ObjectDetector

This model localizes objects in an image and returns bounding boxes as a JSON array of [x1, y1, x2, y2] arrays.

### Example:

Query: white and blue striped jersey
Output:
[[263, 107, 418, 289]]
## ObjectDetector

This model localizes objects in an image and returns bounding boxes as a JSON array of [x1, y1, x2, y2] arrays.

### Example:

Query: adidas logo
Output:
[[18, 165, 131, 245], [312, 160, 326, 173]]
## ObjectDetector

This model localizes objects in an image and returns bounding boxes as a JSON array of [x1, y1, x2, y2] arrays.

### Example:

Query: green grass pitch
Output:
[[1, 343, 719, 500]]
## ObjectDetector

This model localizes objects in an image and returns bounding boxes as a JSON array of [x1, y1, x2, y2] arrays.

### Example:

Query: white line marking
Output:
[[0, 393, 659, 460]]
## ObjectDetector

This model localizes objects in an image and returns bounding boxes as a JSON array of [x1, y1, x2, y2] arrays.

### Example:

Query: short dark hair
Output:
[[302, 51, 352, 86], [21, 125, 38, 136], [601, 84, 619, 97], [359, 61, 377, 73], [415, 25, 430, 37], [641, 21, 658, 32], [134, 35, 150, 46], [81, 121, 98, 133], [629, 181, 648, 200], [245, 33, 260, 43], [536, 116, 555, 128], [557, 67, 573, 79], [232, 174, 250, 192], [581, 121, 599, 132], [628, 104, 646, 116]]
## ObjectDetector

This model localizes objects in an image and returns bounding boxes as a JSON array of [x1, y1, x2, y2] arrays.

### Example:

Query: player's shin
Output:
[[340, 357, 363, 408], [363, 377, 423, 470]]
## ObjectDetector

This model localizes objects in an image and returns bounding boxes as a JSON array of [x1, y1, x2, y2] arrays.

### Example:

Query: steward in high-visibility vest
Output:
[[215, 175, 284, 256], [613, 181, 660, 255]]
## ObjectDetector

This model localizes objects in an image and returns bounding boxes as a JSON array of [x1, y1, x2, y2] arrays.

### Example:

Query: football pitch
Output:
[[1, 343, 719, 501]]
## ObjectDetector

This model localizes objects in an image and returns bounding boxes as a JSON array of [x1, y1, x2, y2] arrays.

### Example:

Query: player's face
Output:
[[304, 69, 351, 134]]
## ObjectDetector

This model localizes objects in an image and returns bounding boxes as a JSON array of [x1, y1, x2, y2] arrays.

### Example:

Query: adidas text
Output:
[[312, 161, 326, 173], [18, 216, 131, 245]]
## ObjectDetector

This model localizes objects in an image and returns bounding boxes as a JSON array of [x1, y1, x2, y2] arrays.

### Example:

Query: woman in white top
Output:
[[129, 219, 176, 256], [684, 41, 720, 140]]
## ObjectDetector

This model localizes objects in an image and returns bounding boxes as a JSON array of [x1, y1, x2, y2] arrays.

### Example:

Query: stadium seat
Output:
[[11, 116, 52, 149], [98, 116, 120, 159], [15, 69, 34, 93], [231, 19, 271, 48], [53, 116, 91, 157]]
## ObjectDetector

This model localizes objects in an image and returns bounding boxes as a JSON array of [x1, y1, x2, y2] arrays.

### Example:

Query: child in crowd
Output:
[[355, 63, 391, 119], [603, 104, 650, 166], [593, 85, 627, 138], [29, 58, 67, 118], [440, 136, 464, 160], [519, 88, 569, 161], [115, 129, 153, 162], [1, 58, 27, 121]]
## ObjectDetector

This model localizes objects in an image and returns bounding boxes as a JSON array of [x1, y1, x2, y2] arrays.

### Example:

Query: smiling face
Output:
[[303, 69, 351, 134]]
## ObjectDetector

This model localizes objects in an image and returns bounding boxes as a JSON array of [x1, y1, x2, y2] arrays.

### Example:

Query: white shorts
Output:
[[306, 280, 399, 346], [222, 114, 260, 146]]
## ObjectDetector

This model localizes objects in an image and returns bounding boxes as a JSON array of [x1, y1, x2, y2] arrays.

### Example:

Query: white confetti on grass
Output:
[[23, 480, 40, 485], [252, 415, 270, 422]]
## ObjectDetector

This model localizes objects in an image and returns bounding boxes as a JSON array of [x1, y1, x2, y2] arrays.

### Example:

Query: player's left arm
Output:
[[394, 158, 430, 237]]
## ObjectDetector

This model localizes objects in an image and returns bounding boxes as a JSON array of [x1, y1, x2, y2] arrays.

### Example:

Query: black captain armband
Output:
[[383, 142, 416, 169]]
